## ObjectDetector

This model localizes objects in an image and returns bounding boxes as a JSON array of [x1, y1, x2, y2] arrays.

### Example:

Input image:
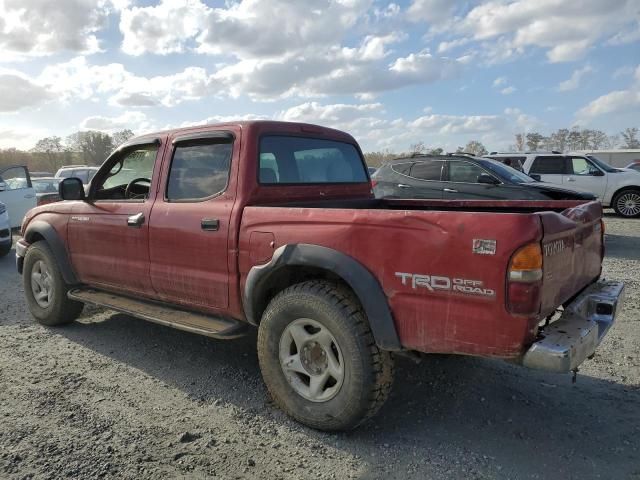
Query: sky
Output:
[[0, 0, 638, 153]]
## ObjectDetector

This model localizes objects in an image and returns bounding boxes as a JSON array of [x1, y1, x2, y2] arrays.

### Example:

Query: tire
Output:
[[612, 188, 640, 218], [23, 241, 83, 326], [257, 280, 394, 431]]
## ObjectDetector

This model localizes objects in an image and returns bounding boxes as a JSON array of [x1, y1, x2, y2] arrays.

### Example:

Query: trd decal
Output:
[[395, 272, 496, 297]]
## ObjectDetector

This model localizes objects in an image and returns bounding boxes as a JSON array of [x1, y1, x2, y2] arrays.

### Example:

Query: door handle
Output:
[[24, 194, 35, 199], [201, 218, 219, 231], [397, 184, 411, 188], [127, 212, 145, 228], [443, 188, 458, 193], [567, 177, 576, 182]]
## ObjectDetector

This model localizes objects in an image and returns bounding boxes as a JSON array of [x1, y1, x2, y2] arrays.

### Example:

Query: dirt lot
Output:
[[1, 213, 639, 480]]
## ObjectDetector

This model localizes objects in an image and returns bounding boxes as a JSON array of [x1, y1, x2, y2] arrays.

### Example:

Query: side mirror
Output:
[[530, 174, 541, 181], [591, 169, 604, 177], [59, 178, 86, 201], [477, 174, 499, 185], [0, 182, 5, 192]]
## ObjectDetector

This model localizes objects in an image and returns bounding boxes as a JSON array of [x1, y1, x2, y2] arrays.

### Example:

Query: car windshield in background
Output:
[[587, 155, 617, 173], [33, 178, 62, 193], [479, 159, 536, 183], [259, 136, 368, 184]]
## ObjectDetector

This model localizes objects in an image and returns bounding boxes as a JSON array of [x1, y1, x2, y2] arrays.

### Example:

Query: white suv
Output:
[[486, 152, 640, 218], [54, 165, 99, 184]]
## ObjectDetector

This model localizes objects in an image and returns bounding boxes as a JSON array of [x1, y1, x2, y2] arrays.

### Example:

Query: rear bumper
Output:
[[521, 280, 625, 373], [15, 238, 27, 274]]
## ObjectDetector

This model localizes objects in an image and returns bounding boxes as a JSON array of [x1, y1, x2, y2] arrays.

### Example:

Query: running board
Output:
[[68, 288, 248, 339]]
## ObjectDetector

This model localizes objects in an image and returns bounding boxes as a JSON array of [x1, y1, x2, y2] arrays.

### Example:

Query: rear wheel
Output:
[[23, 241, 83, 326], [612, 189, 640, 218], [257, 280, 394, 431]]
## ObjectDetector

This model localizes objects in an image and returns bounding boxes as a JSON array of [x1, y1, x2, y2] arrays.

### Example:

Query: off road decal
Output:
[[395, 272, 496, 297]]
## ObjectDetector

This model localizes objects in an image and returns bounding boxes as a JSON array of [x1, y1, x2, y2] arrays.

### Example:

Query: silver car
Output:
[[0, 201, 11, 257]]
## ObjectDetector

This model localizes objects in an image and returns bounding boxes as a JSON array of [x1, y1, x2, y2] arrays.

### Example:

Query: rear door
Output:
[[0, 166, 36, 228], [563, 156, 607, 199], [528, 156, 568, 185], [396, 160, 445, 198], [148, 130, 238, 311]]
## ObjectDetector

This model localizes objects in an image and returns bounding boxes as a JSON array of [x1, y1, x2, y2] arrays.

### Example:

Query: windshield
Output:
[[478, 158, 536, 183], [586, 155, 617, 173]]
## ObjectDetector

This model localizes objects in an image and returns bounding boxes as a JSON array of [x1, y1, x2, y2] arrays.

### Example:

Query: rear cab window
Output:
[[259, 136, 368, 184], [530, 156, 568, 175]]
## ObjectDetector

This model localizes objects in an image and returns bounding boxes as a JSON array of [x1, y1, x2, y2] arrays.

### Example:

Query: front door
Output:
[[0, 166, 36, 228], [149, 130, 237, 311], [563, 156, 608, 199], [443, 160, 504, 199], [68, 140, 164, 296]]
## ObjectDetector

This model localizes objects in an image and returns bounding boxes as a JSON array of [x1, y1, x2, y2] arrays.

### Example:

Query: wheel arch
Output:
[[23, 220, 79, 285], [243, 243, 402, 351]]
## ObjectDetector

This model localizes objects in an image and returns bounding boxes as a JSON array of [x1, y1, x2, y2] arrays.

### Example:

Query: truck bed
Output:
[[239, 199, 603, 358]]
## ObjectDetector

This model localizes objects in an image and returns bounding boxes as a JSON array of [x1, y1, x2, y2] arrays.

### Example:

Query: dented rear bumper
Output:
[[521, 280, 625, 373]]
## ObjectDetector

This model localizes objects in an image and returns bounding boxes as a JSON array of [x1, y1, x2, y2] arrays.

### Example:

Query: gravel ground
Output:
[[0, 212, 639, 480]]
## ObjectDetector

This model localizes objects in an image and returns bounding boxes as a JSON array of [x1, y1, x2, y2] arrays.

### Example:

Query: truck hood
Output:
[[525, 182, 596, 200]]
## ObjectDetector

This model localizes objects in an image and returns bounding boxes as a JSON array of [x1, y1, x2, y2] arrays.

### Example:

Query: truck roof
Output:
[[128, 120, 357, 145]]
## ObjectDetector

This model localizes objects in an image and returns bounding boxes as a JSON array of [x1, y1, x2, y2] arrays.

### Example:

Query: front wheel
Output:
[[257, 280, 394, 431], [23, 241, 83, 326], [612, 189, 640, 218]]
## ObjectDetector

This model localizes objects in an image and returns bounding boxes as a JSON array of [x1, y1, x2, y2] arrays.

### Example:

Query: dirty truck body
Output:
[[17, 121, 624, 430]]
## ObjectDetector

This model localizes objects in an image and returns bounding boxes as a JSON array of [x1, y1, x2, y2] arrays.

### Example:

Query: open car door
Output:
[[0, 165, 36, 228]]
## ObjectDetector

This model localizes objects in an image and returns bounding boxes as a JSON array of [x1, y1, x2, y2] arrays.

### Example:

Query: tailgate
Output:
[[538, 201, 603, 316]]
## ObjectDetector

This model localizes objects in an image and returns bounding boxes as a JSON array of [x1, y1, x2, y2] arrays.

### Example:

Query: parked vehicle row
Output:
[[371, 154, 595, 202], [17, 121, 625, 431], [0, 201, 11, 257], [486, 152, 640, 217]]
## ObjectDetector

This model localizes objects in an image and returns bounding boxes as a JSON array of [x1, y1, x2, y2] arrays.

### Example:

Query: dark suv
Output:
[[372, 155, 596, 201]]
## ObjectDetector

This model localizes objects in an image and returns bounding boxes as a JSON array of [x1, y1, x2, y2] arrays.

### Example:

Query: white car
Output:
[[0, 201, 11, 257], [54, 165, 99, 184], [486, 152, 640, 218], [0, 165, 37, 228]]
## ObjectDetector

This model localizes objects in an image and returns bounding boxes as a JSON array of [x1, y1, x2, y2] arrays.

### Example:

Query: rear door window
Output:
[[259, 136, 367, 184], [410, 161, 444, 181], [530, 156, 567, 174], [167, 142, 233, 201]]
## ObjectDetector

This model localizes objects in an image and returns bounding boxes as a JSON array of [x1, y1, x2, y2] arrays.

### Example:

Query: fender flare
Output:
[[23, 220, 79, 285], [243, 243, 402, 351]]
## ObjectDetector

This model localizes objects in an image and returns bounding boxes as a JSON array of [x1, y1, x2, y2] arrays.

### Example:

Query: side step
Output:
[[68, 288, 248, 339]]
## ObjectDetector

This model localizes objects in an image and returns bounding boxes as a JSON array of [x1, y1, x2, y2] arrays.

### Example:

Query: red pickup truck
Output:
[[16, 121, 625, 431]]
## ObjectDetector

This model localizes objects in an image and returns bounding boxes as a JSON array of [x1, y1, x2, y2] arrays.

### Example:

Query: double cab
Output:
[[17, 121, 624, 430]]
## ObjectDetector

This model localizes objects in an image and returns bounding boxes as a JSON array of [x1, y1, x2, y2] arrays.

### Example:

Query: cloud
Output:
[[407, 0, 457, 23], [500, 86, 516, 95], [493, 76, 507, 87], [37, 57, 219, 107], [119, 0, 373, 58], [557, 65, 593, 92], [0, 70, 52, 112], [426, 0, 640, 63], [0, 0, 113, 58], [577, 65, 640, 118], [79, 111, 150, 132]]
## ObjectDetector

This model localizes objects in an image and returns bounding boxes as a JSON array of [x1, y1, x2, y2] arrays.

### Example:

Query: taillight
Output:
[[371, 180, 378, 188], [507, 242, 543, 315]]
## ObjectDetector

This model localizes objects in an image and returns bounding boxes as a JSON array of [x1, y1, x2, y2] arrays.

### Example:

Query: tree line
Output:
[[0, 130, 135, 173], [364, 126, 640, 167]]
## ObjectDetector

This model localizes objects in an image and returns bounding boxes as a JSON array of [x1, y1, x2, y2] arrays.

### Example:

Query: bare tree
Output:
[[514, 133, 525, 151], [66, 131, 115, 165], [112, 129, 135, 148], [621, 127, 640, 148], [525, 132, 544, 151], [464, 140, 488, 156], [31, 136, 71, 171], [409, 141, 427, 155]]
